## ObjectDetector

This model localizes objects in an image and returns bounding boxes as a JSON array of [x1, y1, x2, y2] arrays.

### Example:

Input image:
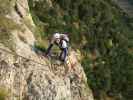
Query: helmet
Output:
[[54, 33, 60, 39]]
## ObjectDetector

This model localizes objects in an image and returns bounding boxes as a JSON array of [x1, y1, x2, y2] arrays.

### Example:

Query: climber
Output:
[[45, 32, 69, 62]]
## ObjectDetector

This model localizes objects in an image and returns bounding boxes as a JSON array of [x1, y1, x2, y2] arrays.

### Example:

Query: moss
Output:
[[0, 0, 17, 15], [0, 16, 19, 50], [0, 16, 20, 31], [0, 0, 13, 15], [22, 15, 35, 33], [0, 32, 15, 51], [0, 87, 9, 100]]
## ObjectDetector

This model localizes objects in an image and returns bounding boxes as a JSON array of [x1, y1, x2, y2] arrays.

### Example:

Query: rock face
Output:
[[0, 0, 94, 100]]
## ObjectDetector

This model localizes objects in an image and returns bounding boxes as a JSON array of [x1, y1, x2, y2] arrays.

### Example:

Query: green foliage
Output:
[[108, 46, 133, 98], [82, 47, 133, 99]]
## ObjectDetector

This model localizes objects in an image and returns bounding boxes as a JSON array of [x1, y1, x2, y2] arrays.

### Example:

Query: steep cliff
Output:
[[0, 0, 94, 100]]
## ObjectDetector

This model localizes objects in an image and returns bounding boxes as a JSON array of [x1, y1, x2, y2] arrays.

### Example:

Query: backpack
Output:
[[60, 34, 69, 42]]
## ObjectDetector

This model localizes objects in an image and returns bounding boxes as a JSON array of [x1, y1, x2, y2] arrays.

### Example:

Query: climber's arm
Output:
[[45, 36, 56, 56], [45, 43, 53, 56]]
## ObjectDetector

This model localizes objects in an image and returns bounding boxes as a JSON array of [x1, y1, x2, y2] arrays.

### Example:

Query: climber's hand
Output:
[[43, 53, 50, 59]]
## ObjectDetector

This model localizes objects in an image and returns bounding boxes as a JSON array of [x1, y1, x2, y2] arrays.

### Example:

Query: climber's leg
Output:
[[59, 48, 67, 62], [59, 49, 63, 59]]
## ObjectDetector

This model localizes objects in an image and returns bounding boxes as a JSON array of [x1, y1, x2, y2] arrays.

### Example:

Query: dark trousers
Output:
[[59, 48, 68, 62]]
